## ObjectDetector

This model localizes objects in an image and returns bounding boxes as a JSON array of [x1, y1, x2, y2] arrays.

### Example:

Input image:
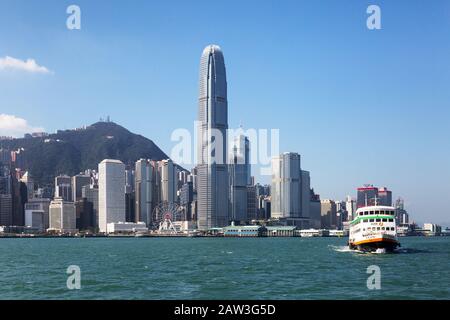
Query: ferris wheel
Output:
[[152, 202, 185, 233]]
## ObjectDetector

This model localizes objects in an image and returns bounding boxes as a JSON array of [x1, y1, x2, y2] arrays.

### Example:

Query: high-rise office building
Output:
[[49, 198, 77, 233], [320, 199, 337, 229], [72, 174, 91, 202], [378, 187, 392, 206], [301, 170, 311, 219], [19, 172, 34, 201], [24, 198, 50, 231], [180, 181, 194, 220], [309, 189, 321, 229], [357, 185, 378, 208], [196, 44, 229, 229], [345, 195, 356, 220], [229, 134, 251, 223], [395, 197, 409, 225], [246, 185, 257, 222], [98, 159, 125, 233], [135, 159, 155, 225], [125, 169, 135, 222], [82, 185, 99, 229], [54, 175, 73, 202], [271, 152, 302, 219], [0, 194, 12, 226]]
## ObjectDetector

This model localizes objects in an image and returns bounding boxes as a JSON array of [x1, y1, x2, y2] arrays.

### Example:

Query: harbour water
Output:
[[0, 237, 448, 300]]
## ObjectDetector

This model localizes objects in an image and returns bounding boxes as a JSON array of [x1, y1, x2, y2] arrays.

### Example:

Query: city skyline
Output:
[[1, 0, 449, 224]]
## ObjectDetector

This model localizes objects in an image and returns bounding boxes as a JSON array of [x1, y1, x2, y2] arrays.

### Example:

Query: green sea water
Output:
[[0, 236, 448, 300]]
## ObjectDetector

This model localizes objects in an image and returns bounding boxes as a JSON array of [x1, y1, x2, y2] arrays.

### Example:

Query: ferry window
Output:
[[363, 219, 368, 222], [381, 227, 385, 230], [376, 219, 381, 222], [359, 212, 363, 216], [370, 211, 374, 215], [368, 227, 371, 231], [389, 219, 394, 222], [369, 219, 374, 222], [382, 219, 387, 222], [377, 227, 380, 230], [375, 210, 380, 214], [392, 227, 395, 231], [380, 210, 385, 215], [364, 212, 369, 215], [363, 228, 365, 231]]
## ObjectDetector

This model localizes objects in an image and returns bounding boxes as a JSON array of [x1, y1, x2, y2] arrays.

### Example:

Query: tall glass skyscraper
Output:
[[197, 45, 229, 229], [229, 134, 251, 223]]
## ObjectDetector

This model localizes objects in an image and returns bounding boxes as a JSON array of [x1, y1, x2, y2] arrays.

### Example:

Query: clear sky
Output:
[[0, 0, 449, 225]]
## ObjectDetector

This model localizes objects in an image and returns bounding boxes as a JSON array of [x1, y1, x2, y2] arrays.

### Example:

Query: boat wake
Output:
[[329, 245, 389, 255], [329, 245, 356, 253]]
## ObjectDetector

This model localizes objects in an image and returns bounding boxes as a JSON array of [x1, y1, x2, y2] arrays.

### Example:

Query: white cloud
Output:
[[0, 56, 52, 74], [0, 114, 45, 138]]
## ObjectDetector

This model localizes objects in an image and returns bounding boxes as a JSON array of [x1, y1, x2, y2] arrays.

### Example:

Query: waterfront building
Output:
[[423, 223, 442, 236], [106, 221, 148, 234], [0, 194, 12, 226], [309, 190, 321, 229], [356, 185, 378, 208], [12, 177, 26, 226], [19, 172, 34, 201], [229, 134, 251, 223], [246, 185, 257, 222], [98, 159, 125, 233], [378, 187, 392, 206], [49, 198, 77, 233], [72, 174, 91, 202], [266, 226, 297, 237], [394, 197, 409, 225], [255, 184, 270, 220], [135, 159, 155, 225], [196, 44, 229, 229], [223, 224, 266, 237], [320, 199, 337, 229], [301, 170, 310, 220], [271, 152, 302, 220], [54, 175, 73, 202], [180, 181, 194, 220], [24, 198, 50, 231], [82, 185, 99, 229], [345, 195, 356, 220]]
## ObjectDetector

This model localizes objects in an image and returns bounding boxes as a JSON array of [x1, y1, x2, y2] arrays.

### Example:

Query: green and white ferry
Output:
[[349, 205, 400, 253]]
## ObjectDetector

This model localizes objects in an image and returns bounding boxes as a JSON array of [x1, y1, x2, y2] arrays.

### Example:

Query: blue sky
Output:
[[0, 0, 449, 224]]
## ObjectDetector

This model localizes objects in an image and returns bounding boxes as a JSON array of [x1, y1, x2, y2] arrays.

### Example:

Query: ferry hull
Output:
[[349, 237, 399, 253]]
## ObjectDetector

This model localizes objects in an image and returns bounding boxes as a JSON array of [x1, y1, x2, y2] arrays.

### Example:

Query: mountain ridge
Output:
[[1, 121, 174, 185]]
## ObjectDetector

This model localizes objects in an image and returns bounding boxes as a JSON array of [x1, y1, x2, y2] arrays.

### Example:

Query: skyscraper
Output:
[[271, 152, 302, 219], [159, 159, 177, 204], [301, 170, 311, 220], [72, 174, 91, 202], [229, 134, 251, 223], [357, 185, 378, 208], [54, 175, 73, 202], [135, 159, 155, 225], [196, 44, 229, 229], [378, 187, 392, 206], [49, 198, 77, 233], [98, 159, 125, 233], [320, 199, 337, 229]]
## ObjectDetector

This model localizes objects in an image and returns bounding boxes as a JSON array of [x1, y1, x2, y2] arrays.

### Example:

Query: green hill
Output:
[[1, 121, 172, 185]]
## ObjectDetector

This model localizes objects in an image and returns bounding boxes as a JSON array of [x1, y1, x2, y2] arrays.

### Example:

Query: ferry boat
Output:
[[349, 205, 400, 252]]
